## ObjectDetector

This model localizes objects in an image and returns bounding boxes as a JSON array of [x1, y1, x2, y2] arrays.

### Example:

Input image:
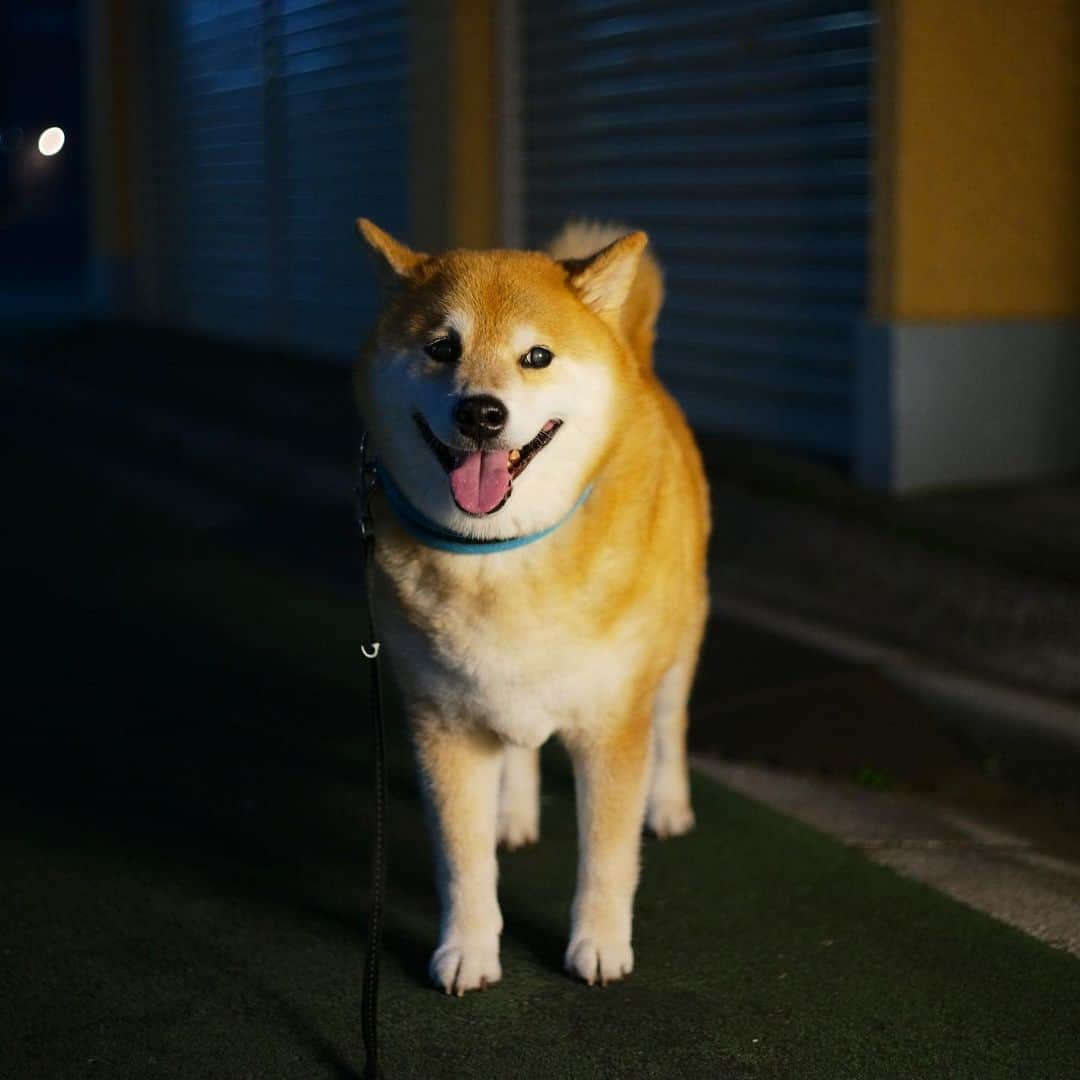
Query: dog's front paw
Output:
[[646, 798, 695, 838], [430, 937, 502, 996], [564, 934, 634, 986]]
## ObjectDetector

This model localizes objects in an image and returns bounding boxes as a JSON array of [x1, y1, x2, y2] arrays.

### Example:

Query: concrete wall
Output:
[[863, 0, 1080, 490], [857, 321, 1080, 491]]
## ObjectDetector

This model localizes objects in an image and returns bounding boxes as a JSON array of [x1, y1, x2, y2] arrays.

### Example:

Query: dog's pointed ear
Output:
[[562, 231, 648, 318], [356, 218, 428, 283]]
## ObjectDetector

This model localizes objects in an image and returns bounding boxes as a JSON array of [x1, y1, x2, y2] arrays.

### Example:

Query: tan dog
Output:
[[355, 219, 709, 993]]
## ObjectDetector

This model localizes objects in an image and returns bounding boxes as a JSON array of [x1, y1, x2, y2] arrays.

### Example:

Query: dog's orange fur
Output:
[[355, 219, 710, 991]]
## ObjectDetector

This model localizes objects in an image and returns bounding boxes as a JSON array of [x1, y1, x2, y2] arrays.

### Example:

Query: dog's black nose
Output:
[[453, 395, 508, 441]]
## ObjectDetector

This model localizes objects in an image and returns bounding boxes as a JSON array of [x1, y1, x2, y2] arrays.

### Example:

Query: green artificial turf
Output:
[[3, 432, 1080, 1079]]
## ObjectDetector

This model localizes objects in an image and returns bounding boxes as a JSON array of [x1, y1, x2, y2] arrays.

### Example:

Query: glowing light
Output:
[[38, 127, 65, 157]]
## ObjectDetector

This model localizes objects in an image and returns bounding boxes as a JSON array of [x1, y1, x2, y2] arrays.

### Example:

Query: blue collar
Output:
[[375, 464, 591, 555]]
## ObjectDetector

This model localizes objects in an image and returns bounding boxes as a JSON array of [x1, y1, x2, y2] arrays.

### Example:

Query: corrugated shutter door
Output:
[[520, 0, 875, 457], [145, 0, 408, 358], [148, 1, 273, 342], [269, 0, 409, 355]]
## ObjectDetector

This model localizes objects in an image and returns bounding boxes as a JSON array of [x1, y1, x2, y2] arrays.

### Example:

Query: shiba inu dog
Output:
[[355, 218, 710, 993]]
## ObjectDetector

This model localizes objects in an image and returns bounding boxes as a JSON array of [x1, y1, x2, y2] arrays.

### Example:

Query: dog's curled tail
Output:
[[548, 220, 664, 370]]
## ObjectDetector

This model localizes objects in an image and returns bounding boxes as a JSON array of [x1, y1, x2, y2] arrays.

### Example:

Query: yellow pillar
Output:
[[410, 0, 500, 252], [873, 0, 1080, 320], [86, 0, 137, 311]]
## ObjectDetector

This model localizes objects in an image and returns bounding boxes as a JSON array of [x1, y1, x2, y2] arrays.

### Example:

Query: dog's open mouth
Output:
[[413, 412, 562, 517]]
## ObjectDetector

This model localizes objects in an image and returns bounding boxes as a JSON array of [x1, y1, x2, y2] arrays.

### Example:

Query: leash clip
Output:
[[361, 641, 381, 660]]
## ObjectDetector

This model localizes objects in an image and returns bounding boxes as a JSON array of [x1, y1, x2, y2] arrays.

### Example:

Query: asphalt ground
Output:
[[3, 328, 1080, 1077]]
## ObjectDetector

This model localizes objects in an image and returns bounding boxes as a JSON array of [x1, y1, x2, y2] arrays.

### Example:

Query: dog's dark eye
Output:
[[424, 336, 461, 363], [521, 346, 553, 369]]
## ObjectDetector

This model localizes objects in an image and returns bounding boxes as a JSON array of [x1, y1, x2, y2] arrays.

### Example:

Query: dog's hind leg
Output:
[[497, 745, 541, 850], [646, 598, 706, 838]]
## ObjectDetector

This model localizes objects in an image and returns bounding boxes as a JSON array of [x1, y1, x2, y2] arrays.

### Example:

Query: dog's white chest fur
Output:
[[376, 553, 639, 746]]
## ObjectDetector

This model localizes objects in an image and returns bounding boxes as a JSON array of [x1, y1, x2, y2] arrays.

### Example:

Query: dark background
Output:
[[0, 1, 87, 288]]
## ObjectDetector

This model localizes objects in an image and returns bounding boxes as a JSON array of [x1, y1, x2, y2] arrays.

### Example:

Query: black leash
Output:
[[356, 436, 387, 1080]]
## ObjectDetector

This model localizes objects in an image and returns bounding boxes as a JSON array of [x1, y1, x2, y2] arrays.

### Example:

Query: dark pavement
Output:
[[2, 325, 1079, 1078]]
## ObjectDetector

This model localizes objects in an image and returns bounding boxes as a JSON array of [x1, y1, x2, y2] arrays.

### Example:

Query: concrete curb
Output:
[[692, 756, 1080, 957], [711, 590, 1080, 750]]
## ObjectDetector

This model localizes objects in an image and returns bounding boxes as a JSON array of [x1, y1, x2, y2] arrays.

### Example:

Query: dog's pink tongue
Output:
[[448, 450, 511, 515]]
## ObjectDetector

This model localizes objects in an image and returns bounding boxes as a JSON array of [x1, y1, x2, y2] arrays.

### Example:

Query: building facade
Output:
[[88, 0, 1080, 490]]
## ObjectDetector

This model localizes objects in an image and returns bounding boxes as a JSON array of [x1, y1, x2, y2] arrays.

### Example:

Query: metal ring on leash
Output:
[[361, 641, 381, 660]]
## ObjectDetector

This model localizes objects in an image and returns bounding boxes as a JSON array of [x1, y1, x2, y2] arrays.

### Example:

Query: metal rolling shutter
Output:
[[267, 0, 409, 355], [147, 1, 273, 342], [145, 0, 408, 358], [520, 0, 875, 457]]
